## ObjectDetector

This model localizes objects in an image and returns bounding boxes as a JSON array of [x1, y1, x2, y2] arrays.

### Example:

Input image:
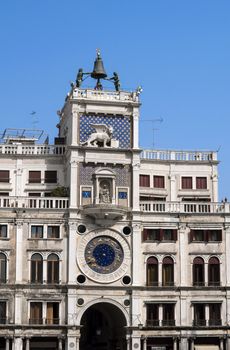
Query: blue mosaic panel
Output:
[[82, 191, 91, 198], [118, 191, 127, 199], [80, 114, 131, 148]]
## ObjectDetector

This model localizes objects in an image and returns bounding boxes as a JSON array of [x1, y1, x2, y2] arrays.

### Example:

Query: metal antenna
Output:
[[30, 111, 39, 129], [141, 118, 163, 148]]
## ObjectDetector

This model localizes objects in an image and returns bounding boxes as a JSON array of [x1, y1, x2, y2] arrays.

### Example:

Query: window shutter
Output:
[[173, 229, 177, 241], [205, 230, 209, 242], [189, 230, 194, 242], [219, 230, 222, 241], [160, 229, 163, 241], [0, 171, 9, 183], [143, 229, 148, 241]]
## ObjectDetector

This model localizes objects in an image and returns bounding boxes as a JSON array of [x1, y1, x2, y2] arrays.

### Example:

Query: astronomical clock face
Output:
[[85, 236, 124, 274], [77, 230, 130, 283]]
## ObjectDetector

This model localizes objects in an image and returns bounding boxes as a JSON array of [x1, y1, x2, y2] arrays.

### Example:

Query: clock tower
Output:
[[57, 52, 142, 350]]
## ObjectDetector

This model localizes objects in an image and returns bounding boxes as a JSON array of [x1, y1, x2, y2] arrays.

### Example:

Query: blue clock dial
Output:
[[93, 244, 115, 266], [85, 236, 124, 274]]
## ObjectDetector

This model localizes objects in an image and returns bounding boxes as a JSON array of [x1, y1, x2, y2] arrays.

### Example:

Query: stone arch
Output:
[[76, 298, 129, 326], [78, 299, 128, 350]]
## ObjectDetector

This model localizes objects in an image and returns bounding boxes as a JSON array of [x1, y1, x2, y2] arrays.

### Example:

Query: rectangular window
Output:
[[143, 229, 160, 241], [209, 304, 221, 325], [28, 193, 41, 197], [190, 229, 222, 242], [193, 304, 206, 326], [162, 229, 177, 241], [153, 176, 165, 188], [29, 171, 41, 184], [143, 229, 177, 241], [0, 225, 7, 238], [162, 304, 175, 326], [45, 171, 57, 183], [208, 230, 222, 242], [181, 177, 192, 189], [196, 177, 207, 189], [46, 302, 59, 325], [31, 226, 43, 239], [190, 229, 205, 242], [0, 302, 6, 324], [0, 171, 9, 183], [47, 226, 60, 239], [140, 175, 150, 187], [146, 304, 159, 326], [30, 302, 43, 324]]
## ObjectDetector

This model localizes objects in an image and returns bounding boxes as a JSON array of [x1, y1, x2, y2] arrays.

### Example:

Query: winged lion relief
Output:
[[81, 124, 119, 148]]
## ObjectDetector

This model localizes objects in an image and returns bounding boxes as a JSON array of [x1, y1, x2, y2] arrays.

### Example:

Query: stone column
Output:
[[132, 336, 141, 350], [204, 262, 208, 287], [26, 338, 30, 350], [159, 304, 163, 326], [220, 338, 224, 350], [67, 330, 80, 350], [15, 293, 22, 324], [132, 223, 142, 286], [69, 160, 78, 208], [132, 159, 140, 211], [179, 224, 188, 287], [71, 109, 79, 146], [158, 262, 162, 286], [169, 173, 177, 201], [126, 335, 131, 350], [43, 258, 47, 284], [173, 337, 177, 350], [211, 173, 218, 202], [76, 336, 80, 350], [190, 338, 194, 350], [179, 337, 188, 350], [68, 223, 78, 284], [15, 220, 23, 283], [142, 337, 147, 350], [5, 338, 10, 350], [226, 336, 230, 350], [132, 110, 139, 149], [205, 304, 209, 326], [13, 338, 23, 350], [225, 225, 230, 287], [58, 337, 63, 350]]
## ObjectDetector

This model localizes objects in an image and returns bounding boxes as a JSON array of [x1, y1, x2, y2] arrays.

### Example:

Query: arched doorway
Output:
[[80, 302, 127, 350]]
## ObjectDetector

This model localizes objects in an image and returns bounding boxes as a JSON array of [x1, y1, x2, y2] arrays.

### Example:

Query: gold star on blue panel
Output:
[[80, 115, 131, 148]]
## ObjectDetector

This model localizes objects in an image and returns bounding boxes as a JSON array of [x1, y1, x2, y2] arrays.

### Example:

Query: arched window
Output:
[[31, 254, 43, 283], [47, 254, 59, 284], [193, 257, 204, 286], [146, 257, 158, 286], [208, 257, 220, 286], [162, 257, 174, 286], [0, 253, 7, 283]]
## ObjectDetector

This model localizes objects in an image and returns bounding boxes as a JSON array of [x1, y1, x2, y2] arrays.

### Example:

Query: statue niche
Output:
[[99, 180, 111, 204]]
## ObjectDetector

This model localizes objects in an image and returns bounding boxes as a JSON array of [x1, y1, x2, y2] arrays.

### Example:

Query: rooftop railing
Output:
[[0, 144, 66, 156], [141, 149, 217, 162], [140, 201, 229, 214], [0, 197, 69, 209]]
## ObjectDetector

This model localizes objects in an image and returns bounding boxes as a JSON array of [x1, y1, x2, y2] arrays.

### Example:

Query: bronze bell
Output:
[[91, 51, 107, 80]]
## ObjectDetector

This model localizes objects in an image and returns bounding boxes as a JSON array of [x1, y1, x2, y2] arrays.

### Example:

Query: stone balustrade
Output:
[[140, 201, 228, 214], [141, 149, 217, 162], [0, 196, 69, 209], [0, 145, 65, 155]]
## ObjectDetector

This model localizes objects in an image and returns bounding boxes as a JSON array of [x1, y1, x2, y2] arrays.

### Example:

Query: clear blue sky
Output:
[[0, 1, 229, 199]]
